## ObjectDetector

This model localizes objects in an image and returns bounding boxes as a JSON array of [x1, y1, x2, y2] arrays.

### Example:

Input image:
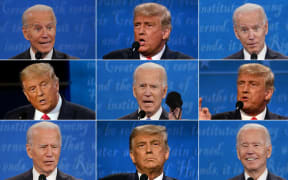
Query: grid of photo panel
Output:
[[1, 0, 288, 180]]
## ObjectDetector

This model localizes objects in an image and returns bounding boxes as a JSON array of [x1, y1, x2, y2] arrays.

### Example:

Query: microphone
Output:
[[140, 174, 148, 180], [165, 91, 183, 111], [235, 101, 244, 111], [247, 177, 254, 180], [132, 41, 140, 52], [165, 91, 183, 120], [39, 174, 46, 180], [251, 53, 257, 60], [35, 51, 42, 60], [129, 41, 140, 59], [138, 110, 146, 120]]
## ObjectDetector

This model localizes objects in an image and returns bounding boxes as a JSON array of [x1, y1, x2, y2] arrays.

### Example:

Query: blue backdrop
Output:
[[0, 0, 95, 59], [200, 60, 288, 117], [199, 0, 288, 59], [97, 121, 198, 180], [97, 0, 198, 59], [200, 121, 288, 180], [97, 60, 198, 120], [1, 121, 95, 180]]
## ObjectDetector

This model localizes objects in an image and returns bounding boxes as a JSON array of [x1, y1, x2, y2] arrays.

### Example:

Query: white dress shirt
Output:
[[240, 107, 267, 120], [244, 168, 268, 180], [139, 107, 163, 120], [30, 48, 53, 60], [34, 95, 62, 120], [137, 172, 164, 180], [243, 44, 267, 60], [33, 167, 57, 180], [140, 45, 166, 60]]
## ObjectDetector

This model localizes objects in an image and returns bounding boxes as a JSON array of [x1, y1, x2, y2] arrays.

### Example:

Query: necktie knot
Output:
[[250, 116, 257, 120], [41, 114, 50, 120], [146, 56, 152, 60]]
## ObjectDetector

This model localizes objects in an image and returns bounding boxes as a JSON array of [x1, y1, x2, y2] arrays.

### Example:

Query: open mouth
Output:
[[143, 100, 153, 106], [44, 160, 54, 165], [139, 39, 145, 46], [246, 157, 257, 161], [241, 96, 249, 101], [39, 99, 46, 105]]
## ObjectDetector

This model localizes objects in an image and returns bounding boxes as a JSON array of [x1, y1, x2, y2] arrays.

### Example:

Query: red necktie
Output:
[[146, 56, 152, 60], [41, 114, 50, 120], [251, 117, 257, 120]]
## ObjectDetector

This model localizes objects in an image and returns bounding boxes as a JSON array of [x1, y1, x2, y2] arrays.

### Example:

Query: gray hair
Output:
[[26, 121, 62, 145], [22, 4, 57, 27], [129, 124, 169, 151], [133, 62, 167, 87], [134, 2, 172, 30], [236, 123, 271, 148], [233, 3, 267, 26]]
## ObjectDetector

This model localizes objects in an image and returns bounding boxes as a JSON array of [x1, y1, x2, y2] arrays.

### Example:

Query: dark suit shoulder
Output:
[[60, 100, 96, 120], [103, 48, 132, 59], [267, 111, 288, 120], [266, 48, 288, 59], [212, 111, 239, 120], [118, 110, 138, 120], [228, 173, 244, 180], [100, 173, 137, 180], [10, 49, 30, 59], [162, 48, 192, 59], [53, 49, 78, 59], [268, 171, 286, 180], [224, 50, 243, 59], [4, 104, 34, 120], [5, 169, 33, 180], [58, 169, 79, 180]]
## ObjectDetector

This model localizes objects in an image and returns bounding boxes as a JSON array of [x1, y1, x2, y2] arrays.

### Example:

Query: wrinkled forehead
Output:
[[32, 127, 61, 143], [135, 68, 164, 80], [26, 10, 55, 23], [238, 128, 266, 142], [235, 9, 264, 24]]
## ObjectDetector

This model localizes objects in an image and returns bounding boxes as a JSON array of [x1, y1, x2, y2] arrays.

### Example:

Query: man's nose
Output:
[[248, 30, 255, 40], [36, 87, 44, 96]]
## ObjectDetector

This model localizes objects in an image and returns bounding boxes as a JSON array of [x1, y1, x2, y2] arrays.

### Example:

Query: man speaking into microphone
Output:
[[199, 63, 287, 120], [119, 62, 169, 120], [103, 2, 191, 60], [10, 4, 76, 60], [100, 124, 176, 180]]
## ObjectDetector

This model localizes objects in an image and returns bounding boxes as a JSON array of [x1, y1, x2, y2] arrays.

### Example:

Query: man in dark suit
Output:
[[103, 2, 191, 60], [4, 63, 95, 120], [224, 3, 287, 60], [10, 4, 76, 60], [100, 124, 176, 180], [199, 63, 287, 120], [119, 62, 169, 120], [228, 123, 285, 180], [5, 121, 78, 180]]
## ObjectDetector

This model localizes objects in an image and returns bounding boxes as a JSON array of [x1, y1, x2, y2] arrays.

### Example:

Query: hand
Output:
[[169, 107, 182, 120], [199, 97, 211, 120]]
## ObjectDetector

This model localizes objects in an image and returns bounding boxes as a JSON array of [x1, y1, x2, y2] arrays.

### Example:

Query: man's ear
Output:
[[26, 144, 33, 159], [234, 25, 240, 40], [162, 28, 171, 40], [22, 27, 30, 41], [129, 151, 136, 164]]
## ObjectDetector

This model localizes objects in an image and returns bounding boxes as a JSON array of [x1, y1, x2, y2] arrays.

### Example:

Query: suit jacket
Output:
[[103, 46, 192, 59], [100, 172, 177, 180], [228, 171, 285, 180], [212, 108, 287, 120], [224, 47, 288, 59], [10, 48, 77, 59], [119, 108, 169, 120], [5, 168, 79, 180], [4, 98, 95, 120]]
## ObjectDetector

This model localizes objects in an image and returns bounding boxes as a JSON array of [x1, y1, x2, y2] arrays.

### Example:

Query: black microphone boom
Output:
[[251, 53, 257, 59], [132, 41, 140, 52], [140, 174, 148, 180], [35, 51, 42, 60], [138, 110, 146, 120], [236, 101, 244, 111]]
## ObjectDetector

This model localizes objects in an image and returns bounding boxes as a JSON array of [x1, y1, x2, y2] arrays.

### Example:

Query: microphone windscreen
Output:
[[140, 174, 148, 180], [235, 101, 244, 110], [132, 41, 140, 52], [35, 51, 42, 59], [247, 177, 254, 180], [138, 110, 146, 119], [39, 174, 46, 180], [165, 91, 183, 110], [251, 53, 257, 59]]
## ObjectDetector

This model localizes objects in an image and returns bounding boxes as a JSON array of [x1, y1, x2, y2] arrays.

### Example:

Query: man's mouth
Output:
[[39, 99, 46, 105], [246, 157, 257, 161], [44, 160, 54, 165], [143, 100, 153, 106], [139, 39, 145, 46]]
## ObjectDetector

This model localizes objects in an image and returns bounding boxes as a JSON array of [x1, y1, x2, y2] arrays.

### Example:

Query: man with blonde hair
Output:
[[225, 3, 287, 59], [6, 121, 78, 180], [11, 4, 76, 59], [103, 2, 191, 59], [229, 123, 284, 180], [100, 124, 176, 180], [5, 63, 95, 120], [199, 63, 287, 120]]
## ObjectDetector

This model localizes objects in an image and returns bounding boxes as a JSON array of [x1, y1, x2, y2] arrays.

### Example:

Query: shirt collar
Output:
[[30, 48, 53, 60], [139, 106, 162, 120], [240, 106, 267, 120], [137, 172, 164, 180], [33, 166, 57, 180], [34, 95, 62, 120], [244, 168, 268, 180], [243, 44, 267, 60], [139, 45, 166, 60]]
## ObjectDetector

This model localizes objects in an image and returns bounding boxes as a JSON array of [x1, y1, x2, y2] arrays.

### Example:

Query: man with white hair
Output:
[[6, 121, 78, 180], [225, 3, 287, 60], [11, 4, 76, 59], [119, 62, 169, 120], [229, 123, 284, 180]]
